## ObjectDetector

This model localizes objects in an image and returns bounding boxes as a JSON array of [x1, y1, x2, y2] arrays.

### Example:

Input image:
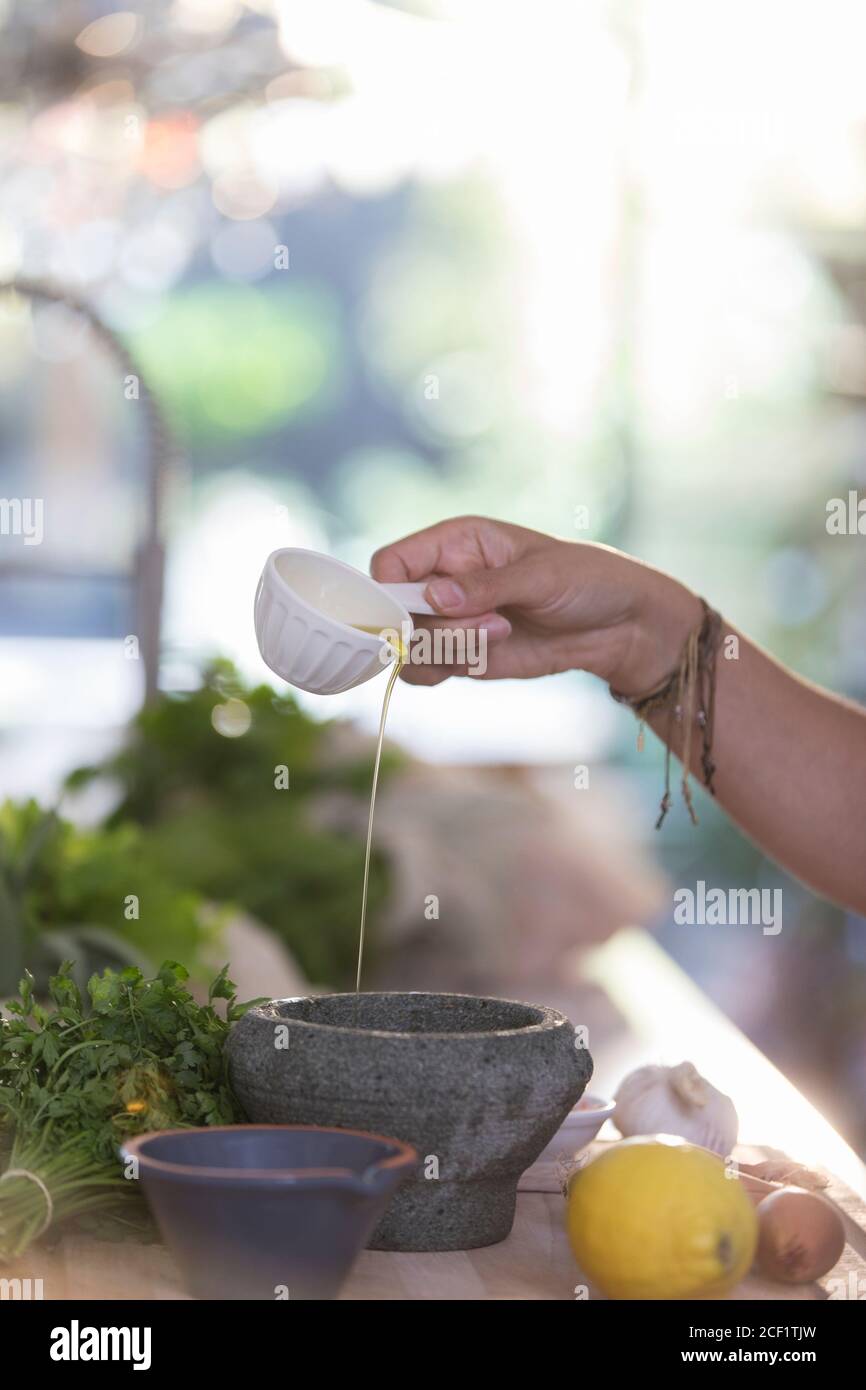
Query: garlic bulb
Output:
[[613, 1062, 738, 1156]]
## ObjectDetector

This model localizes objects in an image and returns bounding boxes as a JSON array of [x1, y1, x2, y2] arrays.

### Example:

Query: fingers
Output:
[[399, 663, 452, 686], [370, 515, 527, 584], [370, 535, 431, 583], [370, 518, 465, 583], [409, 611, 512, 641], [397, 609, 512, 685], [399, 630, 550, 684], [424, 558, 545, 619]]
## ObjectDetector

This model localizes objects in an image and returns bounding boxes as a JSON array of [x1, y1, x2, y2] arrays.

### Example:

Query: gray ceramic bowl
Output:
[[121, 1124, 416, 1300], [226, 991, 592, 1251]]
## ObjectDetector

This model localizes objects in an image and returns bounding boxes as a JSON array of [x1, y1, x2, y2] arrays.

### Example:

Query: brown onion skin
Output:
[[756, 1187, 845, 1284]]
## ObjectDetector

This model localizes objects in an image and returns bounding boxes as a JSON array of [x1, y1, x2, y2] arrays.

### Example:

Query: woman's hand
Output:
[[371, 515, 701, 691], [373, 513, 866, 914]]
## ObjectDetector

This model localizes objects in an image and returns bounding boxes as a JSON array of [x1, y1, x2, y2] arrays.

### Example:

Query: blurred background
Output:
[[0, 1, 864, 1151]]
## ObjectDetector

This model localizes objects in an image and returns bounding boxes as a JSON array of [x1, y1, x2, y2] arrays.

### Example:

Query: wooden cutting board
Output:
[[4, 931, 866, 1301], [5, 1128, 864, 1302]]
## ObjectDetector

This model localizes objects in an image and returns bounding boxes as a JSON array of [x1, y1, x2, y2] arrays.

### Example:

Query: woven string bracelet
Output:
[[610, 598, 723, 830]]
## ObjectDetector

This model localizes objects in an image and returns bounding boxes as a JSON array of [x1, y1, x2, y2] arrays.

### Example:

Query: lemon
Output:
[[566, 1135, 757, 1299]]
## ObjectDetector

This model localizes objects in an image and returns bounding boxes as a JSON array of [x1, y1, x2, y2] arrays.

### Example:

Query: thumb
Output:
[[425, 561, 539, 617]]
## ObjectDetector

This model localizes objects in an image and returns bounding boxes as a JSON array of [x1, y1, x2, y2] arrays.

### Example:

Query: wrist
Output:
[[607, 570, 704, 697]]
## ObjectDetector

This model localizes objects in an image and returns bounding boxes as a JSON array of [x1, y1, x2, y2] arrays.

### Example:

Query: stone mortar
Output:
[[226, 991, 593, 1251]]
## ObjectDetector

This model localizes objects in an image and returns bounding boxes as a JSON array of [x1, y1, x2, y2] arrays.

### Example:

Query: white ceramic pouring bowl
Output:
[[255, 548, 421, 695]]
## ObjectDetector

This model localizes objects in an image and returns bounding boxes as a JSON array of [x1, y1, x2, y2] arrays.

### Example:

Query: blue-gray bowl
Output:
[[121, 1124, 417, 1300]]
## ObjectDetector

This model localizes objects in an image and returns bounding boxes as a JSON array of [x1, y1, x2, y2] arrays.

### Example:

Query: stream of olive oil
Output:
[[352, 627, 406, 1004]]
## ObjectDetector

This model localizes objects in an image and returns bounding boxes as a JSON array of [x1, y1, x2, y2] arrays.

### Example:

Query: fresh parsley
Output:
[[0, 959, 263, 1260]]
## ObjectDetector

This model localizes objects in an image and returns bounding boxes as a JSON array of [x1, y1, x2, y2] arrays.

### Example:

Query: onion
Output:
[[756, 1186, 845, 1284]]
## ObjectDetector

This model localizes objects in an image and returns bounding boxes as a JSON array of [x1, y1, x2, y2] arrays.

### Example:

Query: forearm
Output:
[[619, 575, 866, 913], [377, 517, 866, 911]]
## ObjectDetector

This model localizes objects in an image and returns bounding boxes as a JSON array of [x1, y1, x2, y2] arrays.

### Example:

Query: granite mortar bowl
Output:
[[121, 1125, 416, 1299], [226, 992, 593, 1251]]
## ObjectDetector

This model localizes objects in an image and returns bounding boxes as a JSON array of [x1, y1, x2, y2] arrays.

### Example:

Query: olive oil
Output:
[[352, 628, 406, 999]]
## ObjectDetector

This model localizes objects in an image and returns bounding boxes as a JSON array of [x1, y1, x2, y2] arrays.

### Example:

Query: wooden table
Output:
[[7, 929, 866, 1301]]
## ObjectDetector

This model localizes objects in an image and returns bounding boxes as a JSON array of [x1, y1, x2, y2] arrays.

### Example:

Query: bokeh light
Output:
[[140, 114, 200, 189], [75, 11, 142, 58], [129, 281, 341, 440], [211, 696, 252, 737]]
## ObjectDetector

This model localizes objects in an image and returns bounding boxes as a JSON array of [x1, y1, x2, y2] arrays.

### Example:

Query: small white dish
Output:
[[567, 1093, 616, 1149], [254, 547, 432, 696]]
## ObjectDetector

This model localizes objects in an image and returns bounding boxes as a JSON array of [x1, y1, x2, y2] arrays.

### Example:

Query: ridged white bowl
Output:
[[254, 548, 414, 695]]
